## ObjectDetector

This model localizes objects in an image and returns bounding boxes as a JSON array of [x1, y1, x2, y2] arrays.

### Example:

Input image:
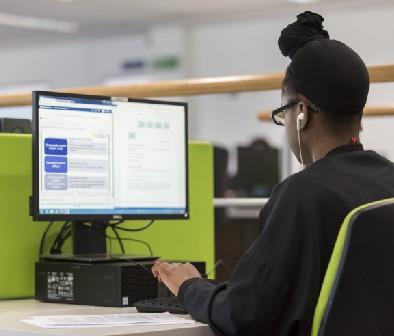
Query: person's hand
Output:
[[151, 260, 201, 296]]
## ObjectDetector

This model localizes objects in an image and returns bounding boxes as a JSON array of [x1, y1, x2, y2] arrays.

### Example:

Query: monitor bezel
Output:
[[32, 90, 189, 221]]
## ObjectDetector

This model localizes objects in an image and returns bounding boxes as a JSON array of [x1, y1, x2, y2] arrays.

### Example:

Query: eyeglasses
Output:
[[270, 100, 299, 126]]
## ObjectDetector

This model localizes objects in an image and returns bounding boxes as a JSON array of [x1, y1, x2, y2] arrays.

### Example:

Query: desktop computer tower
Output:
[[35, 259, 206, 307], [35, 260, 158, 307]]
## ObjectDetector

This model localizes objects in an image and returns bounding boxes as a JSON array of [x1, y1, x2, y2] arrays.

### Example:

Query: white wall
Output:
[[189, 18, 288, 173], [1, 5, 394, 173]]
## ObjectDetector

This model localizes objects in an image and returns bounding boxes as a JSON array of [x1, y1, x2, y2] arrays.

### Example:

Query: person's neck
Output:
[[310, 134, 359, 162]]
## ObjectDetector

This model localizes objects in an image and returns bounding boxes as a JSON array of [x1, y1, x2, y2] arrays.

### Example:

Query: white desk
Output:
[[0, 300, 215, 336]]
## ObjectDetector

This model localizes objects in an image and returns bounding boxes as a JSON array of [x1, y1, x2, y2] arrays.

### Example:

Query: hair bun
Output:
[[278, 11, 329, 59]]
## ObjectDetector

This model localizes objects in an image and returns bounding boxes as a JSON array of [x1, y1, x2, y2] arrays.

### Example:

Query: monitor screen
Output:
[[32, 91, 188, 221]]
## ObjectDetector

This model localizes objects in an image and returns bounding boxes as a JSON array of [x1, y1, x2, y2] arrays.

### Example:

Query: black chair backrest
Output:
[[320, 201, 394, 336]]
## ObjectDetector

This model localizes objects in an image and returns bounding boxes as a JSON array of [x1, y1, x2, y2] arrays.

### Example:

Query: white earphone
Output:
[[296, 112, 305, 165], [297, 113, 305, 131]]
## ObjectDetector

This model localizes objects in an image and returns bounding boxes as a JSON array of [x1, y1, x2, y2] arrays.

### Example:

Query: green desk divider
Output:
[[0, 134, 214, 299]]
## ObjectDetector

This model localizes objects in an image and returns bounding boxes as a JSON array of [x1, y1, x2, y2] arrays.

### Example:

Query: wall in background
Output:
[[189, 5, 394, 172], [0, 5, 394, 174], [0, 25, 187, 89]]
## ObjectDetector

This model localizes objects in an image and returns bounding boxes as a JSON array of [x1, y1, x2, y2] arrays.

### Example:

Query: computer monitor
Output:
[[31, 91, 189, 255]]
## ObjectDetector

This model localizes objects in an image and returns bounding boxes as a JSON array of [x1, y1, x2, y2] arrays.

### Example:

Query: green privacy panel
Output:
[[0, 134, 214, 298], [0, 134, 45, 298]]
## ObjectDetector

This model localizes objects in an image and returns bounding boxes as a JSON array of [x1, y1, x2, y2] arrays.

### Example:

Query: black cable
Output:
[[110, 220, 154, 255], [118, 236, 154, 256], [51, 222, 71, 254], [113, 256, 153, 274], [52, 227, 72, 254], [44, 220, 153, 257], [39, 221, 55, 257], [130, 260, 152, 273], [39, 221, 154, 274], [108, 228, 112, 256], [109, 220, 124, 226], [51, 222, 67, 252], [112, 220, 155, 232], [110, 225, 125, 254], [50, 221, 71, 254], [90, 226, 154, 256]]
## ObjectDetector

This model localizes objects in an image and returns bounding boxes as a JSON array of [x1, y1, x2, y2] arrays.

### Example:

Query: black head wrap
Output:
[[278, 11, 369, 116]]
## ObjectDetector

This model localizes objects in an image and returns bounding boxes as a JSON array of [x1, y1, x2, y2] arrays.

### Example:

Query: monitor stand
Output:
[[72, 221, 107, 255], [41, 221, 158, 264]]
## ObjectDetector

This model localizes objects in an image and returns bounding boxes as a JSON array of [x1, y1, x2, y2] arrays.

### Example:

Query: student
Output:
[[152, 11, 394, 336]]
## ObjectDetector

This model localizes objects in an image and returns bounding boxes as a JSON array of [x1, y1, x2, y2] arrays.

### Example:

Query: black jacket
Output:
[[178, 144, 394, 336]]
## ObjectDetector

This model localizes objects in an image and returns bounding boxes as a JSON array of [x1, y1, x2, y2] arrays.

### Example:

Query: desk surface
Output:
[[0, 300, 215, 336]]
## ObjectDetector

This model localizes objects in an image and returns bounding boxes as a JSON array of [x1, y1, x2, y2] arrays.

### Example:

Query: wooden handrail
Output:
[[0, 72, 283, 107], [363, 106, 394, 117], [258, 105, 394, 121], [0, 64, 394, 108]]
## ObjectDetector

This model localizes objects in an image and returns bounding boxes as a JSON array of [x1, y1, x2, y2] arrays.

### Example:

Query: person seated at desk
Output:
[[152, 11, 394, 336]]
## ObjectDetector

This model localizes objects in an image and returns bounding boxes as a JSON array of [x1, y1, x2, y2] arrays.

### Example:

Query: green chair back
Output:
[[312, 198, 394, 336]]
